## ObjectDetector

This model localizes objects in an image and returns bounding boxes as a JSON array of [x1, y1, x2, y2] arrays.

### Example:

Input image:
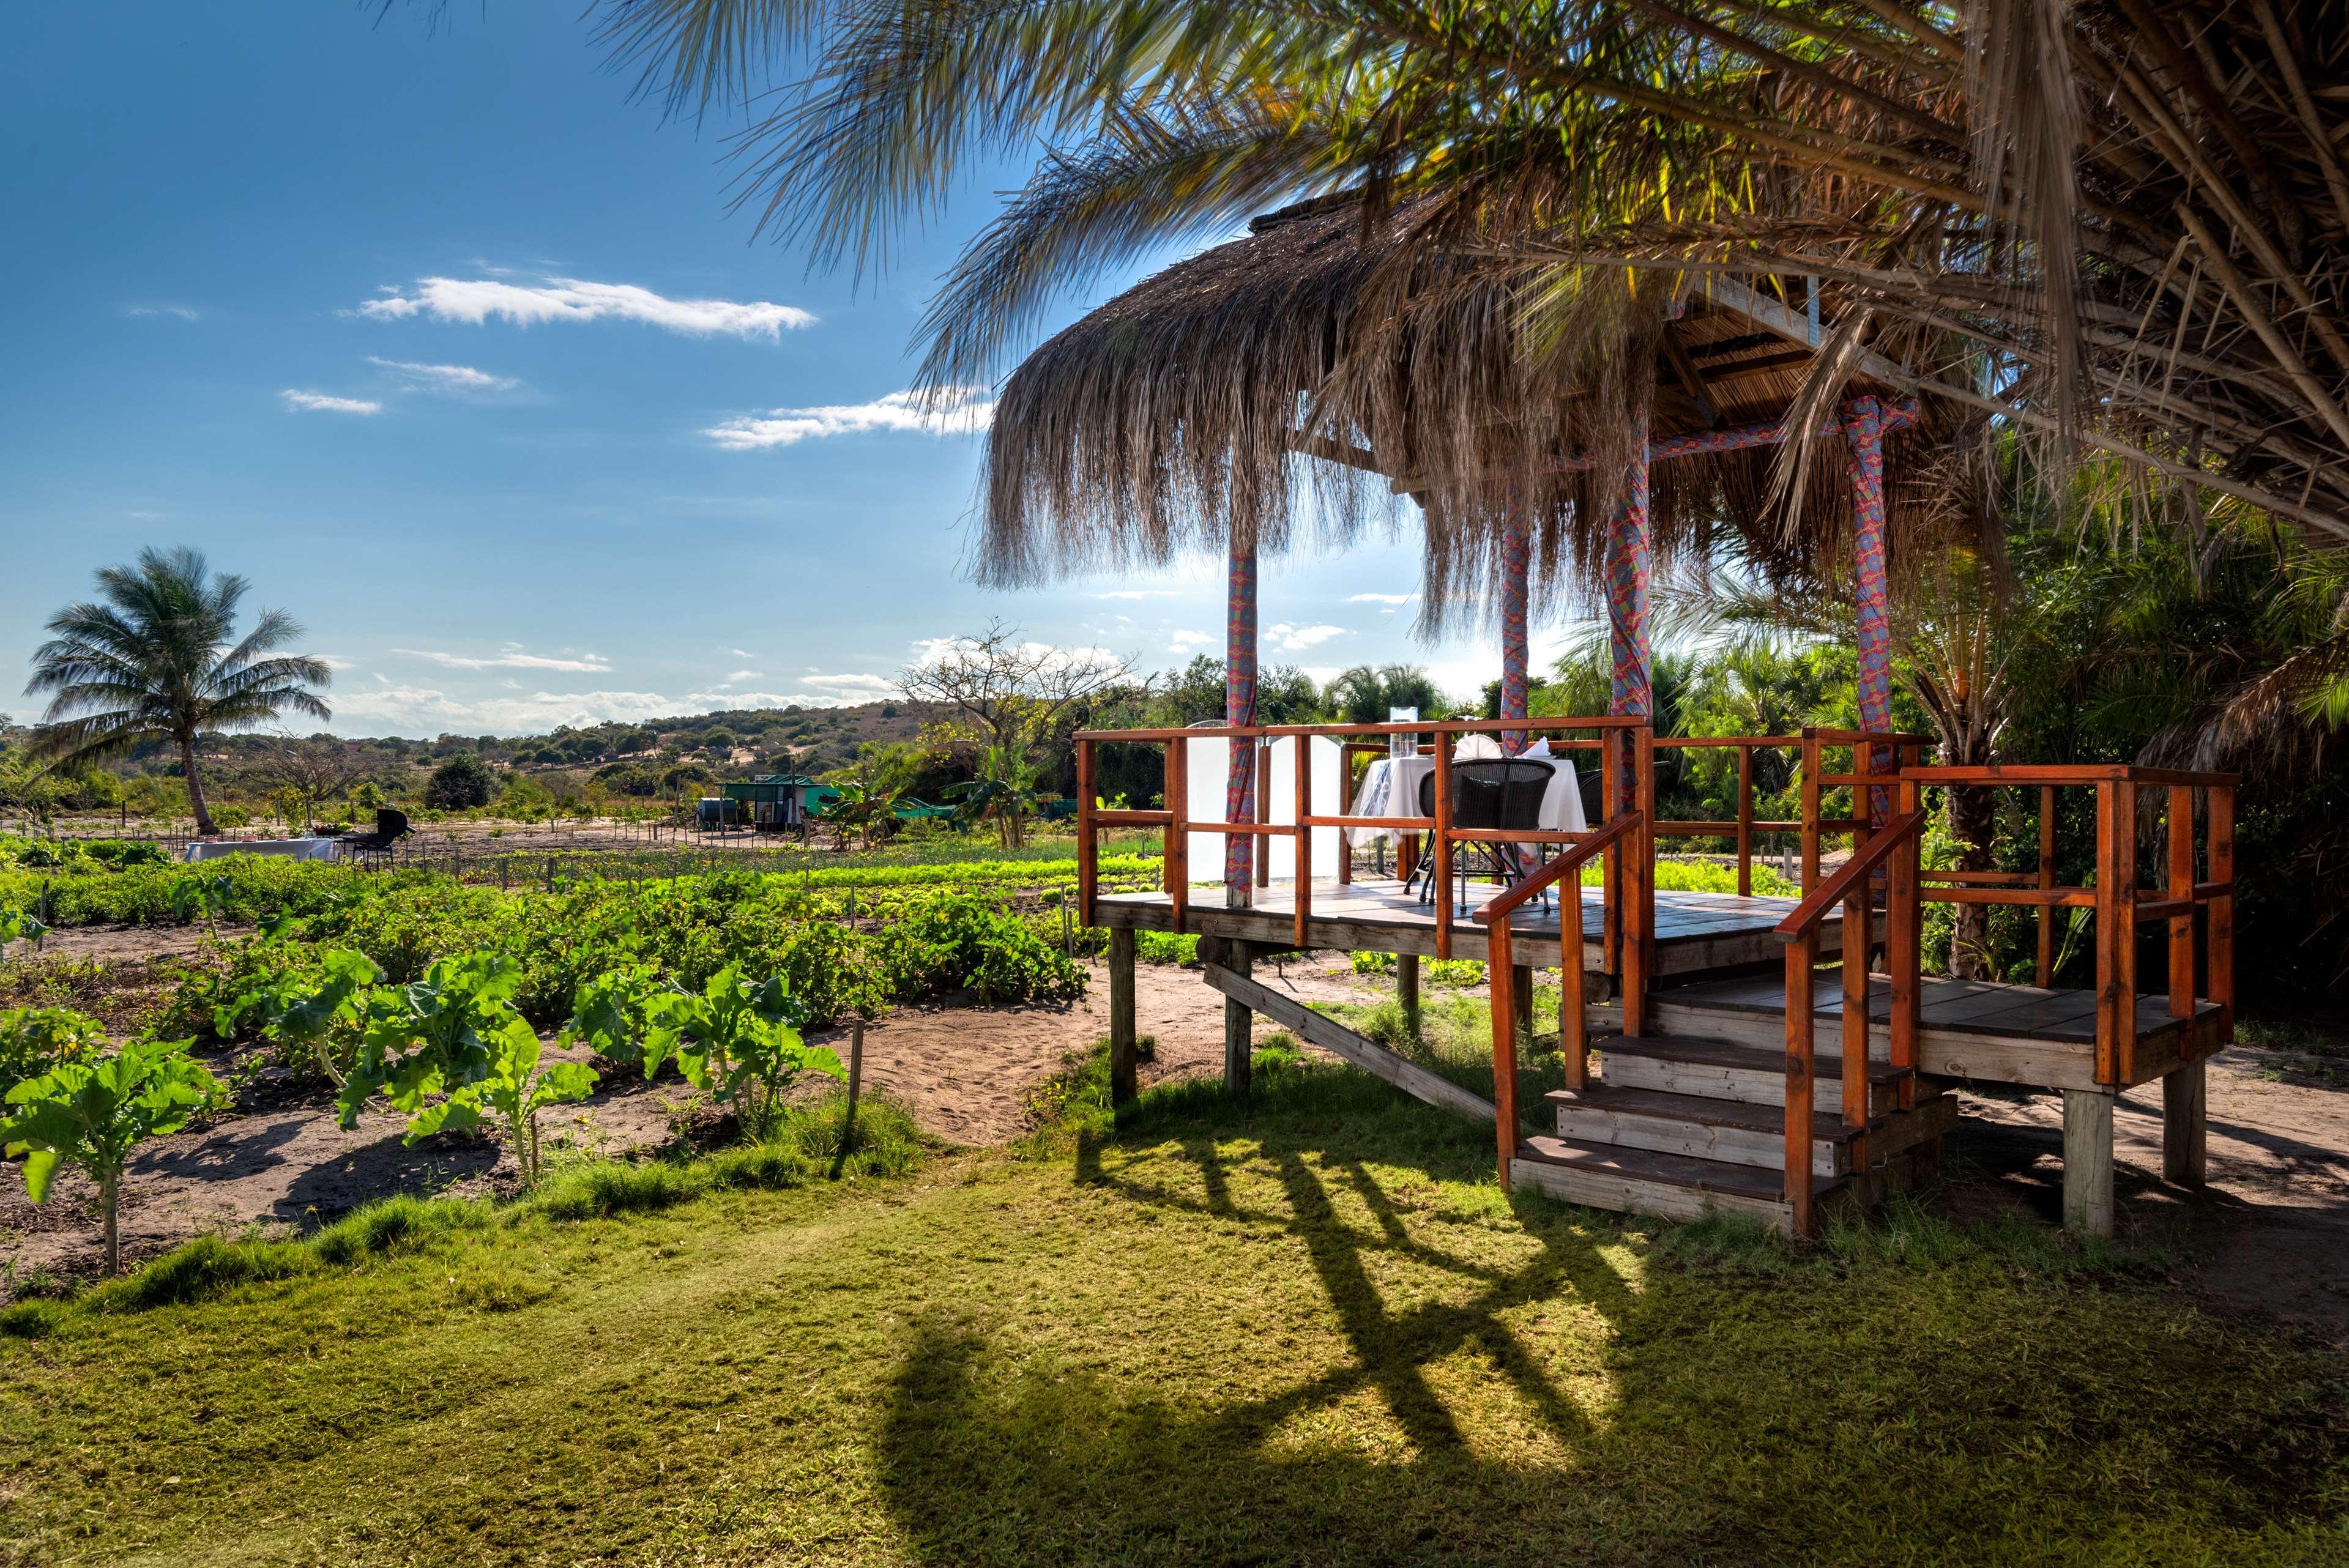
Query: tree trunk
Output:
[[1946, 782, 1998, 979], [181, 737, 217, 836]]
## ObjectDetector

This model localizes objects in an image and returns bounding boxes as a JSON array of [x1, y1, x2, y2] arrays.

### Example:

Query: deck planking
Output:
[[1092, 879, 1852, 973]]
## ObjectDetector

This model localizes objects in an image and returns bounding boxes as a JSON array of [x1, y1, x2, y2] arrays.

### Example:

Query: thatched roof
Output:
[[976, 193, 1959, 630]]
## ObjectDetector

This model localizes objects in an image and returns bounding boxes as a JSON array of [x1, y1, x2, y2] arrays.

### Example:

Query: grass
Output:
[[1, 1060, 2342, 1566]]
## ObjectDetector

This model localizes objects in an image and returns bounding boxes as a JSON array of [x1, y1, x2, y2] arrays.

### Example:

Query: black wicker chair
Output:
[[337, 808, 412, 861], [1407, 760, 1557, 914]]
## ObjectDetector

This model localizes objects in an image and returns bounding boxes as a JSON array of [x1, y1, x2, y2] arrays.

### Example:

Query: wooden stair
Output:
[[1508, 1032, 1953, 1235]]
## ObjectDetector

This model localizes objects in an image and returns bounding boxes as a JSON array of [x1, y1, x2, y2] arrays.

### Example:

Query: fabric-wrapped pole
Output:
[[1224, 535, 1258, 904]]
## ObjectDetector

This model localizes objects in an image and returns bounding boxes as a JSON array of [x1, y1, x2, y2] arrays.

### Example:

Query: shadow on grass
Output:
[[894, 1049, 2345, 1567]]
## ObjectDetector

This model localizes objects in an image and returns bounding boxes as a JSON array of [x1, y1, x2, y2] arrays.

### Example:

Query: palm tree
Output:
[[24, 548, 330, 836]]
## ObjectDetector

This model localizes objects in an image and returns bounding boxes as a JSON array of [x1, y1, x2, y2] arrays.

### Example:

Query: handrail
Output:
[[1778, 804, 1928, 1239], [1473, 811, 1643, 926], [1775, 808, 1930, 940], [1466, 810, 1647, 1187]]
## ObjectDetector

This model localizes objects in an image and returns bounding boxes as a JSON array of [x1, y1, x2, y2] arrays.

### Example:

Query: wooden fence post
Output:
[[1109, 927, 1138, 1105]]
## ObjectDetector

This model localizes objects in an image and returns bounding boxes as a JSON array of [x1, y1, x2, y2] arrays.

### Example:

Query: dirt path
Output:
[[0, 956, 1385, 1284]]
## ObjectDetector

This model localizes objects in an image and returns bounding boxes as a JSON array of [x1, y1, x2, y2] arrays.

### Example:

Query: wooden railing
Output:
[[1472, 811, 1645, 1187], [1074, 716, 1658, 1024], [1774, 806, 1929, 1238], [1897, 765, 2236, 1083]]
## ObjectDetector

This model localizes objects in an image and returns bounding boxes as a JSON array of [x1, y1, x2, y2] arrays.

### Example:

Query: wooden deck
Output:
[[1621, 967, 2227, 1092], [1093, 879, 1866, 975]]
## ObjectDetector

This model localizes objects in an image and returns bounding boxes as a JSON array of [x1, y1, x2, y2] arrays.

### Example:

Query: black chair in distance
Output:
[[1412, 759, 1557, 915], [338, 807, 412, 861]]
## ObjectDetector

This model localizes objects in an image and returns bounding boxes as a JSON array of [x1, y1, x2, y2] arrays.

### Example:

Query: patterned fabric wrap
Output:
[[1499, 513, 1531, 754], [1606, 413, 1653, 810], [1845, 395, 1894, 827], [1224, 538, 1258, 902]]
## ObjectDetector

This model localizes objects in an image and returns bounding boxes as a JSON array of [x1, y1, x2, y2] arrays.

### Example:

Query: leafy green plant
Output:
[[168, 872, 235, 942], [335, 951, 597, 1189], [562, 965, 664, 1080], [0, 1006, 108, 1095], [223, 947, 384, 1088], [642, 965, 844, 1139], [1, 1033, 217, 1274]]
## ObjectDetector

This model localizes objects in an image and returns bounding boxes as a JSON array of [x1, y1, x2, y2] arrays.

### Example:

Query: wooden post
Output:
[[2168, 784, 2195, 1019], [1224, 940, 1254, 1099], [1076, 739, 1098, 925], [1800, 729, 1822, 891], [1736, 743, 1754, 897], [1841, 875, 1872, 1172], [1256, 741, 1273, 890], [1560, 879, 1588, 1091], [1293, 735, 1311, 951], [1487, 920, 1520, 1189], [1599, 735, 1621, 973], [843, 1019, 866, 1156], [2036, 784, 2058, 987], [1396, 953, 1421, 1039], [1108, 927, 1138, 1105], [1432, 742, 1454, 959], [2062, 1089, 2116, 1238], [1889, 778, 1922, 1113], [1164, 738, 1188, 935], [2162, 1061, 2208, 1187], [1623, 727, 1655, 1037], [2209, 784, 2234, 1033], [2095, 780, 2140, 1087], [1512, 964, 1535, 1044], [1784, 929, 1819, 1238]]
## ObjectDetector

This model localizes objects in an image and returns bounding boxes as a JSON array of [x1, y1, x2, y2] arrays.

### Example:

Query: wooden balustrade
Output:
[[1471, 812, 1646, 1187], [1774, 806, 1929, 1238], [1900, 764, 2238, 1083]]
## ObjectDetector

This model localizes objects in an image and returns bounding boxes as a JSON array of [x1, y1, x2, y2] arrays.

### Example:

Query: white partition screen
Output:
[[1182, 735, 1343, 885]]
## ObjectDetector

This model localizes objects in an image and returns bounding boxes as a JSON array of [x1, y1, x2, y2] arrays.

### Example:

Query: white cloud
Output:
[[392, 646, 612, 673], [359, 277, 814, 339], [1167, 630, 1215, 654], [1268, 622, 1348, 652], [729, 648, 757, 660], [281, 389, 382, 415], [702, 387, 995, 450], [1349, 592, 1417, 608], [724, 669, 762, 683], [127, 304, 199, 321], [366, 357, 521, 394], [799, 672, 899, 699], [316, 655, 357, 671], [1094, 589, 1183, 601]]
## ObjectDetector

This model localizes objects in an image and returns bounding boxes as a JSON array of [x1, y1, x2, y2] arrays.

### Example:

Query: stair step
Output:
[[1547, 1082, 1856, 1177], [1595, 1033, 1910, 1114], [1512, 1135, 1826, 1233]]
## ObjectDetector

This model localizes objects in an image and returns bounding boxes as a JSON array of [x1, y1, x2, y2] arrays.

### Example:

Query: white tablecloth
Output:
[[1346, 752, 1585, 846], [184, 837, 340, 863]]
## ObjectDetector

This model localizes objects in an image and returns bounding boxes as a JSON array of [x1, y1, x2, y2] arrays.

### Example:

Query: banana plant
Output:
[[1, 1034, 217, 1276], [643, 965, 843, 1139]]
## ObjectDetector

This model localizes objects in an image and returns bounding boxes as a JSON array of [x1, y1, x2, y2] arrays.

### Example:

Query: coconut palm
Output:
[[23, 548, 330, 836]]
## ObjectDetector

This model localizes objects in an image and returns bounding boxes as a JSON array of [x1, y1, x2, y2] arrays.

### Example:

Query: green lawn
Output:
[[2, 1058, 2343, 1567]]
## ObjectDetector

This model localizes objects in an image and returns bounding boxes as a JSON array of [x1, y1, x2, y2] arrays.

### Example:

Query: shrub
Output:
[[0, 1006, 106, 1095], [425, 753, 496, 811]]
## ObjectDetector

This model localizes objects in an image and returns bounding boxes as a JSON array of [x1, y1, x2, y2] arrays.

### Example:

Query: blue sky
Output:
[[1, 3, 1582, 737]]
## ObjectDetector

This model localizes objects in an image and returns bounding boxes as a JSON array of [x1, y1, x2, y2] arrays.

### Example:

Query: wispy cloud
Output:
[[799, 672, 899, 699], [1093, 589, 1184, 601], [1348, 592, 1416, 606], [359, 277, 814, 339], [723, 669, 762, 683], [366, 357, 521, 395], [702, 387, 994, 450], [280, 389, 382, 415], [127, 304, 199, 322], [315, 655, 357, 671], [393, 645, 612, 673], [1168, 630, 1215, 655], [1268, 623, 1347, 652]]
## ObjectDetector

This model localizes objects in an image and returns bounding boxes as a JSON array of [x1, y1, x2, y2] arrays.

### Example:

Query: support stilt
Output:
[[1512, 963, 1535, 1044], [1223, 941, 1254, 1099], [2163, 1061, 2208, 1187], [1108, 927, 1137, 1105], [1396, 953, 1421, 1039], [2062, 1089, 2116, 1238]]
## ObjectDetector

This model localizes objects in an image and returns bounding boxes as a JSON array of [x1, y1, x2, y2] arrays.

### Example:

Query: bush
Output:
[[0, 1006, 106, 1094], [425, 753, 496, 811]]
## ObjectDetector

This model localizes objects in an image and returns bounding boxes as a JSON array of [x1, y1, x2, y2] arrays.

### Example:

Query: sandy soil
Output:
[[5, 923, 214, 965], [1944, 1052, 2349, 1341], [0, 955, 1383, 1283]]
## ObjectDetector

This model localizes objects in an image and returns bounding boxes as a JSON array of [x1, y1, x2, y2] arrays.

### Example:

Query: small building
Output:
[[720, 774, 837, 831]]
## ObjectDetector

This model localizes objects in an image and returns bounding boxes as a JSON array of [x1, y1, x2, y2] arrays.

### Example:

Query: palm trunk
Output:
[[180, 737, 217, 836]]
